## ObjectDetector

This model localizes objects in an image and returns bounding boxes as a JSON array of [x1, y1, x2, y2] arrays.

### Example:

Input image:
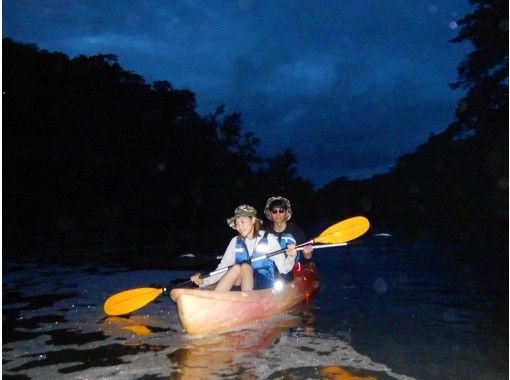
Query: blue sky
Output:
[[2, 0, 473, 187]]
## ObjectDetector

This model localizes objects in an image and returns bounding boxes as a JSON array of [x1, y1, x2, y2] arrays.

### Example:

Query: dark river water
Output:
[[3, 236, 508, 379]]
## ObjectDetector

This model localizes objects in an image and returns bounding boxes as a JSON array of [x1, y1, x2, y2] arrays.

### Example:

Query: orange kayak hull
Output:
[[170, 263, 319, 335]]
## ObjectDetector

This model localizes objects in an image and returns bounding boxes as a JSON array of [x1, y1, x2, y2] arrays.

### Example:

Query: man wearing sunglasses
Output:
[[264, 196, 314, 280]]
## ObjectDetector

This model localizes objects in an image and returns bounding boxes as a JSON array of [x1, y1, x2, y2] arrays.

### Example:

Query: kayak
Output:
[[170, 262, 319, 335]]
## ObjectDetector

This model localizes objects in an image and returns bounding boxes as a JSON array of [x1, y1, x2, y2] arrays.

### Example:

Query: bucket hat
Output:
[[264, 196, 292, 221], [227, 204, 262, 229]]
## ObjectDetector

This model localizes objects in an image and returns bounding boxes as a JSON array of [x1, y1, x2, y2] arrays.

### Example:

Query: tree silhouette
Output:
[[3, 37, 314, 260], [315, 0, 508, 244]]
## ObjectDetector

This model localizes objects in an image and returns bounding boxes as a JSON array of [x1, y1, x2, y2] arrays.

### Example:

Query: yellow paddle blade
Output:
[[314, 216, 370, 244], [104, 287, 163, 316]]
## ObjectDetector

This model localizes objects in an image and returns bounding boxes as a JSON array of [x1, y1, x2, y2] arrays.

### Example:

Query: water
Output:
[[2, 239, 507, 379]]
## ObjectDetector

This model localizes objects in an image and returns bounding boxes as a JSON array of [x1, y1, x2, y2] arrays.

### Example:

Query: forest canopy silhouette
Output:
[[3, 0, 507, 262], [2, 37, 315, 257]]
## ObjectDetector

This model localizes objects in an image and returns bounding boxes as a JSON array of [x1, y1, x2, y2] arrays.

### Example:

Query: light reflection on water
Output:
[[2, 239, 507, 379]]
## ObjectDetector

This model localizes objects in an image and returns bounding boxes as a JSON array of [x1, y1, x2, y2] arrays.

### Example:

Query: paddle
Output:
[[103, 216, 369, 316]]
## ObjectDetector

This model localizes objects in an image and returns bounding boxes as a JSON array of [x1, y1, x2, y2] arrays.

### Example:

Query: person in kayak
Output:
[[264, 196, 313, 280], [190, 204, 297, 291]]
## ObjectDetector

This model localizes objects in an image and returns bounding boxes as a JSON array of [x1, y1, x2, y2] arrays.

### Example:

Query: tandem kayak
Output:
[[170, 262, 320, 335]]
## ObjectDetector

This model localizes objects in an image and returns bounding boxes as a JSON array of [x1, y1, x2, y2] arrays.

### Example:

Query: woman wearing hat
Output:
[[190, 204, 297, 291], [264, 196, 313, 276]]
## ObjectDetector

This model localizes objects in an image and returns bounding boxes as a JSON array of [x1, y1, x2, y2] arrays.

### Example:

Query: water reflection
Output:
[[168, 318, 299, 379], [106, 311, 310, 378], [3, 238, 506, 380], [273, 366, 384, 380], [104, 316, 155, 336], [1, 260, 415, 379], [322, 366, 377, 380], [102, 315, 175, 348], [101, 306, 392, 379]]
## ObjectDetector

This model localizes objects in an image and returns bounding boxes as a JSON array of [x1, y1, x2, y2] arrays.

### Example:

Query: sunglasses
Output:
[[271, 208, 287, 214]]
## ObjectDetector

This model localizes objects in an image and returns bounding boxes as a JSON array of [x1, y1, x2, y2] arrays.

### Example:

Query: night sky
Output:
[[3, 0, 474, 187]]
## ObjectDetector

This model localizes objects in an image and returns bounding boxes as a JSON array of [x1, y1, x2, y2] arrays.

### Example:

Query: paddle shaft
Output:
[[201, 240, 347, 280], [161, 242, 348, 290], [104, 216, 369, 316]]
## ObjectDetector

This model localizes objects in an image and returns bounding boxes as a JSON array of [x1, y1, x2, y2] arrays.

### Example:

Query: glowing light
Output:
[[448, 21, 458, 30], [373, 278, 388, 294], [273, 280, 284, 291]]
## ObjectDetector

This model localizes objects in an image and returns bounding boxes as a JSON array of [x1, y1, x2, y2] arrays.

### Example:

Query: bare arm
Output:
[[190, 237, 237, 287]]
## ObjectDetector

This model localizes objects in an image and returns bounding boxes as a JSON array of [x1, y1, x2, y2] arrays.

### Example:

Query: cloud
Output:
[[220, 51, 461, 186], [3, 0, 473, 187]]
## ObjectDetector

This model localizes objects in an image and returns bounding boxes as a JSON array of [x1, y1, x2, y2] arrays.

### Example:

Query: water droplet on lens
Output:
[[428, 4, 438, 14], [444, 309, 457, 322], [373, 278, 387, 294]]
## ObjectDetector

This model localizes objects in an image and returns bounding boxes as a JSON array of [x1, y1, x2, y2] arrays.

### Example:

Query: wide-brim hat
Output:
[[264, 196, 292, 221], [227, 204, 262, 229]]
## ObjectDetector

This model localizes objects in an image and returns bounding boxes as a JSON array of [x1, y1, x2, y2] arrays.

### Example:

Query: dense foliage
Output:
[[3, 38, 314, 256]]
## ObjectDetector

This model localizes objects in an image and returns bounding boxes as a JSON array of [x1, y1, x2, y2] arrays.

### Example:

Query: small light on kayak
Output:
[[273, 280, 284, 291]]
